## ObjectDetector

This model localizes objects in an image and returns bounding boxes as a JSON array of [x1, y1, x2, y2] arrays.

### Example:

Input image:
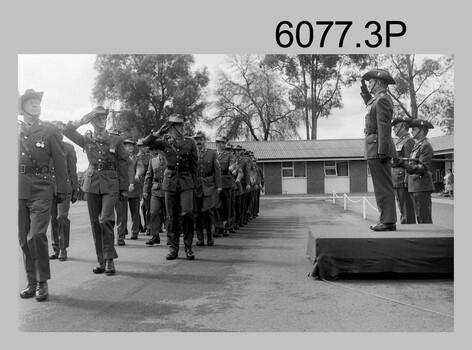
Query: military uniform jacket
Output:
[[142, 134, 198, 192], [232, 155, 244, 196], [248, 160, 258, 187], [51, 141, 79, 194], [63, 123, 128, 194], [144, 153, 167, 197], [391, 134, 415, 188], [364, 89, 397, 159], [405, 136, 435, 192], [195, 148, 222, 196], [18, 119, 68, 199], [217, 150, 236, 189], [127, 155, 144, 198], [136, 152, 150, 190], [238, 156, 251, 190], [256, 165, 264, 188]]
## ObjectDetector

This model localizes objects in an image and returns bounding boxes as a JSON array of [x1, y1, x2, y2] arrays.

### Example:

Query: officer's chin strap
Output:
[[369, 79, 379, 95], [171, 125, 184, 138]]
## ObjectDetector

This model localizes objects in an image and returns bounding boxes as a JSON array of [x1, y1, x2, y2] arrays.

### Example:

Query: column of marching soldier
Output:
[[18, 68, 437, 301], [18, 89, 264, 302]]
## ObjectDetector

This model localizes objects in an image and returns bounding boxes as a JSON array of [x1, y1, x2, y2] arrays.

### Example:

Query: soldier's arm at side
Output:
[[67, 144, 79, 191], [115, 138, 130, 192], [190, 141, 198, 181], [50, 128, 68, 196], [213, 152, 222, 190], [375, 96, 394, 156], [143, 158, 153, 194]]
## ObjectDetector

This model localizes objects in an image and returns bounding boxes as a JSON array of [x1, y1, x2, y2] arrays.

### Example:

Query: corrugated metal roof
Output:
[[206, 134, 454, 161]]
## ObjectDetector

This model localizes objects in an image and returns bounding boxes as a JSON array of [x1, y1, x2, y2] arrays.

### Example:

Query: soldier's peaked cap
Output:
[[391, 116, 413, 126], [215, 136, 229, 143], [20, 89, 44, 105], [362, 68, 396, 85], [192, 130, 206, 139], [409, 119, 434, 129]]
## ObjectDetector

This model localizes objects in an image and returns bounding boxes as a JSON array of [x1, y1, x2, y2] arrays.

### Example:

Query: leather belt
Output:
[[167, 166, 190, 173], [90, 163, 116, 171], [364, 129, 377, 135], [197, 172, 213, 178], [19, 165, 50, 174]]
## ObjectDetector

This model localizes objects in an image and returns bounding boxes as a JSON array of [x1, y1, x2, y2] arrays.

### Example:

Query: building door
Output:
[[281, 161, 307, 194]]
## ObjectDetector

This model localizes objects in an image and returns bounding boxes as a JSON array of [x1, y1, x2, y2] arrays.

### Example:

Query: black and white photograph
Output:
[[3, 0, 470, 348]]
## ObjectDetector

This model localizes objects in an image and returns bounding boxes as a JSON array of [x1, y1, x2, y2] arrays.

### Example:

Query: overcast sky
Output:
[[18, 54, 448, 171]]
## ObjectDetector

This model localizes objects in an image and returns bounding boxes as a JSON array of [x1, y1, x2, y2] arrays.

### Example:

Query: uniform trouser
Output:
[[142, 195, 151, 231], [410, 191, 433, 224], [150, 194, 166, 238], [395, 187, 416, 224], [86, 192, 119, 264], [116, 197, 140, 239], [244, 189, 253, 220], [127, 197, 141, 234], [229, 188, 236, 229], [235, 194, 243, 227], [214, 188, 231, 230], [241, 190, 248, 224], [50, 193, 72, 251], [194, 194, 214, 241], [165, 189, 194, 254], [368, 159, 397, 224], [19, 197, 53, 284], [115, 199, 126, 240], [255, 188, 261, 214]]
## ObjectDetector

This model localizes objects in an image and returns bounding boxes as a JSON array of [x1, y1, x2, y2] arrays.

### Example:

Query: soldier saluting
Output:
[[63, 106, 129, 275], [361, 68, 398, 232], [192, 131, 222, 246], [18, 89, 68, 301], [142, 115, 198, 260]]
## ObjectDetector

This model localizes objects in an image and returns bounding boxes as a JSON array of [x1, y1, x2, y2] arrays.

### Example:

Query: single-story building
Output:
[[207, 134, 454, 195]]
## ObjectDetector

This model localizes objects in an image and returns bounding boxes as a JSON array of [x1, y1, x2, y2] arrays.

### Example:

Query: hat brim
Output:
[[362, 71, 396, 85], [21, 91, 44, 105]]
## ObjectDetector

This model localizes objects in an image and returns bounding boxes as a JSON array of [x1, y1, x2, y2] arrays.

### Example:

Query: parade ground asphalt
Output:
[[15, 195, 460, 347]]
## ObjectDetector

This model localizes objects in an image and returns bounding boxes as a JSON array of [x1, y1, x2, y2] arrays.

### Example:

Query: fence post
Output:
[[362, 197, 366, 219], [343, 193, 347, 210], [332, 191, 335, 204]]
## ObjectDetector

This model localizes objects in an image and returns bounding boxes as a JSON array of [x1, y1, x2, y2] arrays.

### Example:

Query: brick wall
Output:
[[307, 161, 324, 194], [349, 160, 368, 193], [263, 162, 282, 194]]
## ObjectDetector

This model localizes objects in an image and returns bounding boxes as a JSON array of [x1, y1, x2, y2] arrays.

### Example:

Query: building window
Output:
[[324, 160, 349, 176], [282, 161, 306, 178], [282, 162, 293, 177], [337, 161, 349, 176]]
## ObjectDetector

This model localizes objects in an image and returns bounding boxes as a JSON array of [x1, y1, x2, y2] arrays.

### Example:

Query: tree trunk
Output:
[[300, 62, 310, 140], [407, 55, 418, 119], [310, 56, 318, 140]]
